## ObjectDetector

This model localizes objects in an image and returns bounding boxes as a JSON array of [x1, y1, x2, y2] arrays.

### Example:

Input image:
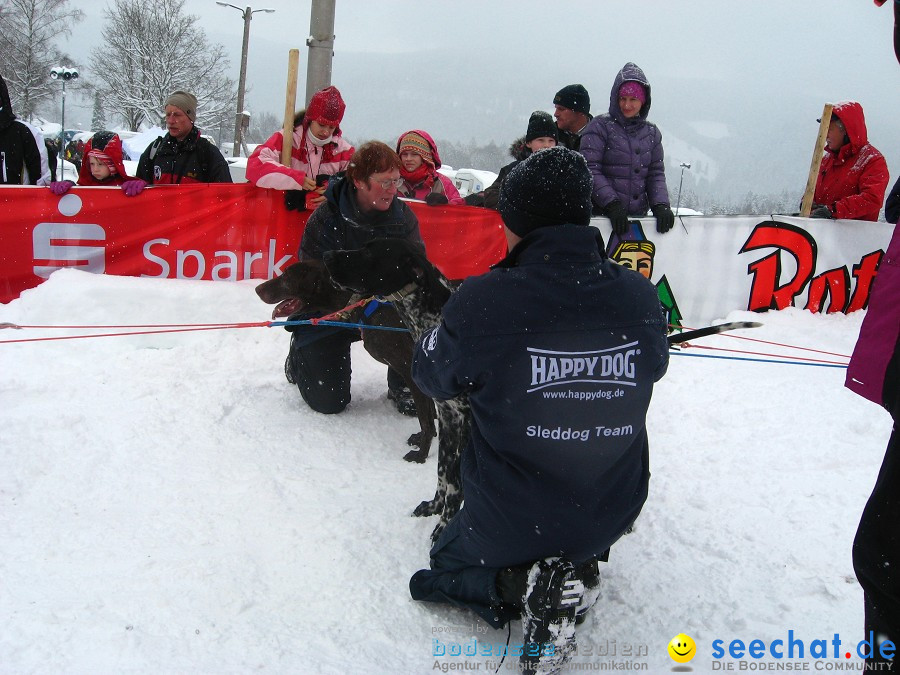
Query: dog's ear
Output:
[[400, 251, 425, 282]]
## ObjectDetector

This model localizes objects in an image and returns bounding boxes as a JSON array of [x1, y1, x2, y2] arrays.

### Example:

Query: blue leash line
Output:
[[671, 350, 848, 369], [269, 319, 410, 332]]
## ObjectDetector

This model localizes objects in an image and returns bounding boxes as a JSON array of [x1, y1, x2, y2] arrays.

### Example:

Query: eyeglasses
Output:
[[374, 177, 404, 189]]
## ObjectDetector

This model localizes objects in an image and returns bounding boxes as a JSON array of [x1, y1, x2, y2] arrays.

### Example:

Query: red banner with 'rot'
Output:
[[0, 183, 508, 304]]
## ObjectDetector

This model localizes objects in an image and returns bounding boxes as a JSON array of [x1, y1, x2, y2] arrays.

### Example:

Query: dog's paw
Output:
[[406, 431, 433, 449], [412, 498, 443, 518], [403, 447, 428, 464]]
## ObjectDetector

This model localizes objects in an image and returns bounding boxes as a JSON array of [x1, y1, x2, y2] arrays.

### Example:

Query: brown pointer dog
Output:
[[255, 260, 437, 464], [323, 240, 467, 543]]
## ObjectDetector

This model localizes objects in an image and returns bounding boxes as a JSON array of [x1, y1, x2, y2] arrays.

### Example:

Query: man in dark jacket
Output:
[[130, 91, 231, 193], [289, 140, 423, 414], [409, 147, 669, 674], [0, 74, 41, 185], [552, 83, 592, 151]]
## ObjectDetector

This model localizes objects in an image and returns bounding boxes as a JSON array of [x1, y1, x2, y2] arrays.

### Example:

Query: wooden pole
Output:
[[281, 49, 300, 167], [799, 103, 833, 217]]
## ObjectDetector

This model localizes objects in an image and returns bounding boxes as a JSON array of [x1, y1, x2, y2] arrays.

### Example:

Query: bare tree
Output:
[[0, 0, 84, 120], [94, 0, 235, 132], [247, 110, 281, 144]]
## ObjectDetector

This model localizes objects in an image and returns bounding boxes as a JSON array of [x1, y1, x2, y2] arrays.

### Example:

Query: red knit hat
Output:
[[306, 85, 346, 127]]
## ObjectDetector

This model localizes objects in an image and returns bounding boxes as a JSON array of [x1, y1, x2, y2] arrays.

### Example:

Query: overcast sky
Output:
[[62, 0, 899, 198]]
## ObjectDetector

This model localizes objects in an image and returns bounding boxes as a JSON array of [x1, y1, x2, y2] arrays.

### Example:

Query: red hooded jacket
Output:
[[394, 129, 464, 205], [77, 132, 131, 186], [813, 101, 889, 222]]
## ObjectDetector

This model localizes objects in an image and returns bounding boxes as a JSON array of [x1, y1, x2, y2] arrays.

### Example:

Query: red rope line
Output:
[[0, 296, 378, 344], [3, 322, 268, 329], [310, 296, 373, 324], [0, 322, 269, 344], [671, 323, 851, 359]]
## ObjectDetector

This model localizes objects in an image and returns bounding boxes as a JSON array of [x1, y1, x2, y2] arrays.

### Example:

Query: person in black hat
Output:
[[552, 83, 593, 151], [466, 110, 559, 208], [409, 146, 669, 674]]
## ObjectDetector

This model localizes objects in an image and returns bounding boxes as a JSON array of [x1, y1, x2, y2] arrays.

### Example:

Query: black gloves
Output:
[[604, 200, 629, 235], [425, 192, 449, 206], [652, 204, 675, 233], [464, 192, 485, 207], [810, 204, 834, 219], [284, 190, 306, 212]]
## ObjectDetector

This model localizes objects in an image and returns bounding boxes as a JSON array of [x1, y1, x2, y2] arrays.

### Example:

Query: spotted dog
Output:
[[255, 259, 437, 463], [323, 240, 467, 542]]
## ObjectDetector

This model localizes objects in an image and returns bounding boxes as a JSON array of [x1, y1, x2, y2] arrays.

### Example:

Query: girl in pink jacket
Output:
[[395, 130, 464, 206], [247, 85, 354, 210]]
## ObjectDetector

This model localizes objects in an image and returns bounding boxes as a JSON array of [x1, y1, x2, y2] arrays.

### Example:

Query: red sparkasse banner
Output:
[[0, 184, 507, 304]]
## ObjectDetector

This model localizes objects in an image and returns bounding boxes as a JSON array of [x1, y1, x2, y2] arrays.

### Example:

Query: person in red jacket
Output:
[[810, 101, 889, 222], [47, 131, 132, 194], [394, 130, 464, 206]]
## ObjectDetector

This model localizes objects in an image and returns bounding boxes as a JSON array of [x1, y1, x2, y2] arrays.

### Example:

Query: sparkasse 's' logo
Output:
[[32, 221, 106, 278], [527, 343, 640, 393]]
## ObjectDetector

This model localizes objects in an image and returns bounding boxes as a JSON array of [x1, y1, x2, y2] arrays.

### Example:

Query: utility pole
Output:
[[306, 0, 336, 105], [217, 3, 274, 158]]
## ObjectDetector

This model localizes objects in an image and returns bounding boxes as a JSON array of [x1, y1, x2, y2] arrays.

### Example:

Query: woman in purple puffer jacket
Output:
[[847, 200, 900, 666], [580, 62, 674, 235]]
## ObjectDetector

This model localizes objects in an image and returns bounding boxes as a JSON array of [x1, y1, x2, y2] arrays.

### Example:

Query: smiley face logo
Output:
[[668, 633, 696, 663]]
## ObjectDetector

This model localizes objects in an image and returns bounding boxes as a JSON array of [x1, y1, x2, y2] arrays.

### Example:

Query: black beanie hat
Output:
[[498, 146, 593, 237], [525, 110, 558, 143], [553, 84, 591, 115]]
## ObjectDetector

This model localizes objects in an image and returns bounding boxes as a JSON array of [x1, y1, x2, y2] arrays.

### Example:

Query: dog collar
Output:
[[363, 298, 391, 317], [379, 281, 419, 302]]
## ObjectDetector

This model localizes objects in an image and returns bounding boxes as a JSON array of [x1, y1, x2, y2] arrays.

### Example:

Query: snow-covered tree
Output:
[[247, 110, 281, 144], [91, 91, 107, 131], [0, 0, 84, 120], [94, 0, 235, 132]]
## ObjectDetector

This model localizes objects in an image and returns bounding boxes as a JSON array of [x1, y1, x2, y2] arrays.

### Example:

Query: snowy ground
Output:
[[0, 269, 890, 673]]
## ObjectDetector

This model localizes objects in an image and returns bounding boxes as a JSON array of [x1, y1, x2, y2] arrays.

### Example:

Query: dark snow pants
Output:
[[408, 511, 604, 630], [408, 512, 518, 629], [287, 330, 407, 414], [853, 425, 900, 667]]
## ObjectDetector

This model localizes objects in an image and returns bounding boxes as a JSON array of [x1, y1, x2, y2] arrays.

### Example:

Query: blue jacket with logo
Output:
[[413, 225, 669, 567]]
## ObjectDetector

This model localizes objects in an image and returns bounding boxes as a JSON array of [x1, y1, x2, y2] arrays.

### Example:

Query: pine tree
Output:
[[91, 91, 107, 131]]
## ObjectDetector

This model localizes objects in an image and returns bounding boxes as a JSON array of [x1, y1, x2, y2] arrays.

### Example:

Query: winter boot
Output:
[[574, 558, 601, 625], [520, 557, 584, 674]]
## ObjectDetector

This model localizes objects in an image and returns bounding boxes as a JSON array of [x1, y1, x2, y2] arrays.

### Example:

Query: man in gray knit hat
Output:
[[128, 90, 231, 195]]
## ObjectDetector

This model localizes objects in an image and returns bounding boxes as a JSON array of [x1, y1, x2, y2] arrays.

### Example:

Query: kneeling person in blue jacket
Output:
[[408, 147, 669, 674]]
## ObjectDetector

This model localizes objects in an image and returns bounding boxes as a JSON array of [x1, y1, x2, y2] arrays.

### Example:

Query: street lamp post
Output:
[[49, 66, 79, 180], [216, 3, 274, 158], [675, 162, 691, 216]]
